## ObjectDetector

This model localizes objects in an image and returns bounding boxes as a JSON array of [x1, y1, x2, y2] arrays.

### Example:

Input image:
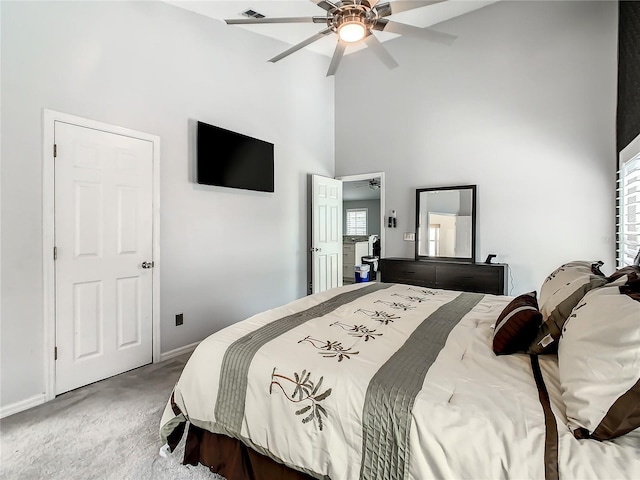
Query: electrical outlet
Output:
[[403, 232, 415, 241], [176, 313, 184, 326]]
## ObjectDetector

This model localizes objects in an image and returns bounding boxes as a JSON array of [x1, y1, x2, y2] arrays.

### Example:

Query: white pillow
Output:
[[558, 282, 640, 440], [528, 261, 607, 354]]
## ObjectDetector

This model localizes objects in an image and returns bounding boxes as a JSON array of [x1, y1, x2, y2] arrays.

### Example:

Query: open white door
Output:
[[311, 175, 343, 294], [54, 121, 154, 394]]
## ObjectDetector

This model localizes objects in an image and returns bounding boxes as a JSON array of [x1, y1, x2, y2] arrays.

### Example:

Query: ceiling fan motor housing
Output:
[[330, 1, 379, 40]]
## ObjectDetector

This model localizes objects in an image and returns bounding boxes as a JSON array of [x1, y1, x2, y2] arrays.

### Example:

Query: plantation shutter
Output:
[[346, 209, 367, 235], [617, 153, 640, 267]]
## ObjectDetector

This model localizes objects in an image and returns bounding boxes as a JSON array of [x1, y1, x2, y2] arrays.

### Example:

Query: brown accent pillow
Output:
[[493, 292, 542, 355], [619, 272, 640, 301], [608, 265, 640, 282]]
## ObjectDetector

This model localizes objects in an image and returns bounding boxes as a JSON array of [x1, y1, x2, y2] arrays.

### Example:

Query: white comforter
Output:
[[160, 282, 640, 480]]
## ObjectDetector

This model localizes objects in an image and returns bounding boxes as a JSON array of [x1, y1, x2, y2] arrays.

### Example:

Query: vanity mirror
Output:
[[415, 185, 476, 262]]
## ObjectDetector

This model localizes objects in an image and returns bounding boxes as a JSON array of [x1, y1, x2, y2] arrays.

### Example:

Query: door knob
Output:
[[309, 247, 322, 252], [141, 261, 155, 269]]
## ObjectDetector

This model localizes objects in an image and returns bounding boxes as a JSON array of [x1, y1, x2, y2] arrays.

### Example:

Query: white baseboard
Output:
[[1, 347, 197, 418], [0, 393, 46, 419], [158, 341, 200, 363]]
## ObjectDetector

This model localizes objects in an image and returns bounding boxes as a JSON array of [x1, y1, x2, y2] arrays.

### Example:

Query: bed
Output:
[[160, 264, 640, 480]]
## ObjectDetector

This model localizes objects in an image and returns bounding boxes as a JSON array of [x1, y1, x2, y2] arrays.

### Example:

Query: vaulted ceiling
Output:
[[165, 1, 498, 58]]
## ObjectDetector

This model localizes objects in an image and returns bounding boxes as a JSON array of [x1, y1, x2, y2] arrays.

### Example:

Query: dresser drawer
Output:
[[436, 265, 503, 294], [380, 260, 436, 287]]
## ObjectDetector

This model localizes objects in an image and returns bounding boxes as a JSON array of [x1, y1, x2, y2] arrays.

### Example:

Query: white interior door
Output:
[[311, 175, 343, 294], [54, 121, 154, 395]]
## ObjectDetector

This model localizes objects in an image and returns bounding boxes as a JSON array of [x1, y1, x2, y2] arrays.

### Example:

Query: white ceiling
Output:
[[344, 179, 381, 201], [165, 1, 498, 58]]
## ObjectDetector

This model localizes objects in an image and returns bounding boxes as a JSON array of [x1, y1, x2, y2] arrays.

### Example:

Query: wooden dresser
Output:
[[379, 258, 508, 295]]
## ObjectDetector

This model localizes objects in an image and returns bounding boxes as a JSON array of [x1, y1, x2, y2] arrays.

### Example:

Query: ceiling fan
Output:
[[367, 178, 381, 189], [353, 178, 381, 190], [225, 0, 456, 76]]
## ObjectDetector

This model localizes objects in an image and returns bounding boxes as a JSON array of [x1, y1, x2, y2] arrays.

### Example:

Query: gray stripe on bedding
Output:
[[215, 282, 392, 435], [359, 292, 484, 480]]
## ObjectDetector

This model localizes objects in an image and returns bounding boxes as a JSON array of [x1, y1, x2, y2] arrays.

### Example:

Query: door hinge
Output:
[[54, 347, 58, 360], [53, 144, 57, 158], [53, 246, 58, 260]]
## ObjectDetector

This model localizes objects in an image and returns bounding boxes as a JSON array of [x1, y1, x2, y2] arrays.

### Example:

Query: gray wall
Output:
[[1, 1, 334, 409], [343, 200, 381, 236], [335, 0, 617, 294]]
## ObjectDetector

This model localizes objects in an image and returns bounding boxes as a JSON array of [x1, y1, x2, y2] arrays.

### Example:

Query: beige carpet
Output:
[[0, 353, 224, 480]]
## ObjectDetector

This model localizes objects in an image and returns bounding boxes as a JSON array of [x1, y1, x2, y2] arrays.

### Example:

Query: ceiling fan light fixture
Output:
[[337, 16, 366, 43], [226, 0, 457, 76]]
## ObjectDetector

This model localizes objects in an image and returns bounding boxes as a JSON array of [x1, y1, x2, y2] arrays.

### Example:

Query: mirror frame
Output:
[[415, 185, 477, 263]]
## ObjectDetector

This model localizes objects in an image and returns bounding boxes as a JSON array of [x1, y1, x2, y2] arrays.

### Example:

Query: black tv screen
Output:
[[197, 121, 274, 193]]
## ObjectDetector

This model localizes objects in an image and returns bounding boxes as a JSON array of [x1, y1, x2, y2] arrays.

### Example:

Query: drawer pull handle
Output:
[[401, 271, 416, 274]]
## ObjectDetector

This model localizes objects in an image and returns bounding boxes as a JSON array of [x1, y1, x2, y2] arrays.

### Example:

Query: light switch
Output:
[[403, 232, 415, 241]]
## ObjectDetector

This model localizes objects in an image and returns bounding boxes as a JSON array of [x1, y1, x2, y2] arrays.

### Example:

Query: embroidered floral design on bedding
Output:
[[392, 293, 429, 303], [330, 321, 382, 341], [408, 287, 439, 295], [374, 300, 416, 311], [298, 336, 360, 361], [356, 308, 402, 324], [546, 266, 566, 282], [270, 368, 332, 430], [562, 301, 587, 335]]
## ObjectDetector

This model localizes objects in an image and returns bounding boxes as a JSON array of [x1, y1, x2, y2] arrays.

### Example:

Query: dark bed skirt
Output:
[[183, 424, 317, 480]]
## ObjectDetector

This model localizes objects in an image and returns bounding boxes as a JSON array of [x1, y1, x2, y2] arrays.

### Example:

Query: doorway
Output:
[[338, 172, 385, 285], [42, 110, 161, 400]]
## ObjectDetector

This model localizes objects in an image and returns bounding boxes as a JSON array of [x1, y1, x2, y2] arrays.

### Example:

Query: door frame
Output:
[[337, 172, 386, 259], [42, 109, 161, 402]]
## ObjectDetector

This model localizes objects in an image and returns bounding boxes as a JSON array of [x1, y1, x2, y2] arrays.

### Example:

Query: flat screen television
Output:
[[197, 121, 274, 193]]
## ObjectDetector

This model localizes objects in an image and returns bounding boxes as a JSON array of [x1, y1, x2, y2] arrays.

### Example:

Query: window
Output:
[[346, 208, 368, 235], [617, 137, 640, 267]]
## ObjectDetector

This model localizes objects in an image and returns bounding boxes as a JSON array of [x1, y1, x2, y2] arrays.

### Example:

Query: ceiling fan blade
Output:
[[364, 33, 399, 70], [226, 16, 325, 25], [373, 19, 456, 45], [269, 27, 334, 63], [311, 0, 338, 12], [326, 41, 347, 77], [375, 1, 445, 18]]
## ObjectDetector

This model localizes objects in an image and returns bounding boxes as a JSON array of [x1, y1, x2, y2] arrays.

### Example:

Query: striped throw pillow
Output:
[[528, 261, 608, 354], [493, 292, 542, 355], [558, 274, 640, 440]]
